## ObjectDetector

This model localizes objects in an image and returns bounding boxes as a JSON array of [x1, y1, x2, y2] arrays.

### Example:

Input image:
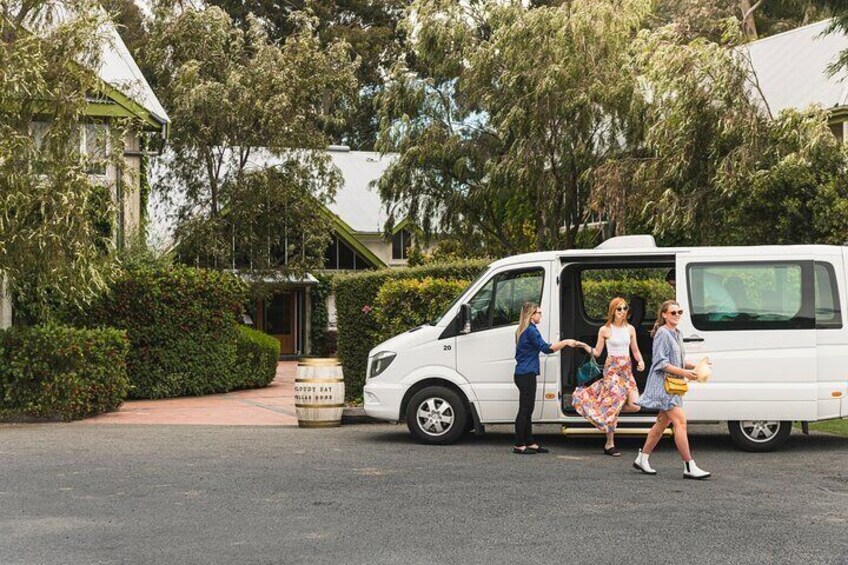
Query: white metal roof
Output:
[[744, 19, 848, 115], [25, 3, 169, 124], [98, 20, 170, 124]]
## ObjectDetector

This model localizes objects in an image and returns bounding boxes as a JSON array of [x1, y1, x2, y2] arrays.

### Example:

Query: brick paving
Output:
[[80, 361, 299, 426]]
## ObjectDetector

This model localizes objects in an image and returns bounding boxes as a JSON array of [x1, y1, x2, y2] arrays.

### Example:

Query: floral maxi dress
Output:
[[571, 326, 638, 434]]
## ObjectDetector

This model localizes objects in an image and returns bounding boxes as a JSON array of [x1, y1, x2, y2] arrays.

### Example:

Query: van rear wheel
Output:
[[728, 420, 792, 452], [406, 386, 468, 445]]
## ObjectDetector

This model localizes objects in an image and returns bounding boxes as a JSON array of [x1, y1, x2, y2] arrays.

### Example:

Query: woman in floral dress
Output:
[[572, 297, 644, 456]]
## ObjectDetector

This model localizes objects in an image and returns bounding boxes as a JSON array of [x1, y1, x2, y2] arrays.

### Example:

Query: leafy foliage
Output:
[[334, 259, 487, 399], [376, 0, 652, 254], [595, 24, 848, 246], [234, 325, 281, 388], [206, 0, 409, 149], [374, 277, 469, 341], [144, 5, 357, 277], [77, 265, 270, 399], [0, 325, 129, 421], [0, 1, 125, 323]]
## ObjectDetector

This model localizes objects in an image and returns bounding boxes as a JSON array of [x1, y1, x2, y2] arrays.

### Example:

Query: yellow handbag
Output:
[[664, 375, 689, 396]]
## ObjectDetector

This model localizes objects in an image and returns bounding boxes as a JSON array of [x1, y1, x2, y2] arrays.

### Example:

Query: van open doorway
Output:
[[559, 256, 676, 416]]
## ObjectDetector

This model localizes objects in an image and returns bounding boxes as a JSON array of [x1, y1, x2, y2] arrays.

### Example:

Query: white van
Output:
[[363, 236, 848, 451]]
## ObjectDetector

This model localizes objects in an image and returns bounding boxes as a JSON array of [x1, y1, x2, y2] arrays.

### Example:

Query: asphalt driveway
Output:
[[1, 423, 846, 565]]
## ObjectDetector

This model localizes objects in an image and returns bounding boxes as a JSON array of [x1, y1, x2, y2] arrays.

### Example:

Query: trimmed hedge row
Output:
[[582, 279, 673, 322], [0, 325, 129, 421], [335, 260, 488, 400], [79, 265, 277, 399], [234, 326, 281, 388], [374, 278, 469, 342]]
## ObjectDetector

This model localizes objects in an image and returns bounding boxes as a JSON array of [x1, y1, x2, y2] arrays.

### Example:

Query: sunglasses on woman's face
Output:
[[616, 306, 629, 312], [667, 309, 684, 316], [534, 310, 542, 315]]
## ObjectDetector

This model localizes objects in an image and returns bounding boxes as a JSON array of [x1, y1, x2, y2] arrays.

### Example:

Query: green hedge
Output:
[[335, 259, 488, 400], [0, 325, 129, 421], [80, 265, 269, 399], [374, 278, 469, 342], [582, 279, 673, 322], [234, 326, 281, 388]]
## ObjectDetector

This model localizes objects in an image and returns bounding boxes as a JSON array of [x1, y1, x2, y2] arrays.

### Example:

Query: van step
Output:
[[561, 426, 672, 437]]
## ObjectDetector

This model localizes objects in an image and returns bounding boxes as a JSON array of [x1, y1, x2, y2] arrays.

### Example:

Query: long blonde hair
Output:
[[651, 299, 679, 337], [605, 297, 628, 327], [516, 302, 539, 343]]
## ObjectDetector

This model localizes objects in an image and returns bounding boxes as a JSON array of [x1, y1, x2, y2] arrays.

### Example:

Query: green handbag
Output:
[[577, 356, 602, 386]]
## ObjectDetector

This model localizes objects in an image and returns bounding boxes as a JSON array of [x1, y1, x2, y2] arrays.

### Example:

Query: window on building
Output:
[[392, 229, 412, 260], [687, 262, 813, 330], [323, 234, 373, 270], [829, 122, 844, 143], [83, 123, 109, 176]]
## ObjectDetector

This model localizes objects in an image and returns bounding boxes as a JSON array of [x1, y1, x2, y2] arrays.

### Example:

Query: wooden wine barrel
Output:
[[294, 358, 345, 428]]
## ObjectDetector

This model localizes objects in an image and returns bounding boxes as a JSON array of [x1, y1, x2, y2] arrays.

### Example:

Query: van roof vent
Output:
[[595, 235, 657, 250]]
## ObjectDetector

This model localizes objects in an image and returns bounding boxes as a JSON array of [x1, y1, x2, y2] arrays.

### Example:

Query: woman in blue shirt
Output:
[[514, 302, 581, 454]]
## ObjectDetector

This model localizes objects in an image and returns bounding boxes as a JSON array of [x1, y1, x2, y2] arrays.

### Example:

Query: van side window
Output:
[[814, 262, 842, 329], [467, 268, 544, 332], [687, 262, 813, 330]]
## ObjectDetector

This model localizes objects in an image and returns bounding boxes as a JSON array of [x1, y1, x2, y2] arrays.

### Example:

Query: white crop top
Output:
[[606, 324, 631, 356]]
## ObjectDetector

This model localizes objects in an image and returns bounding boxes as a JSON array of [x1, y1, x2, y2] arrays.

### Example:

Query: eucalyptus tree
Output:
[[145, 5, 359, 278], [376, 0, 652, 254], [206, 0, 410, 150], [597, 23, 848, 246], [0, 0, 123, 323]]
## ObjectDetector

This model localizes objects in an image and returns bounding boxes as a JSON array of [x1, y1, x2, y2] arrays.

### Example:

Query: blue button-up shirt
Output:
[[515, 323, 553, 375]]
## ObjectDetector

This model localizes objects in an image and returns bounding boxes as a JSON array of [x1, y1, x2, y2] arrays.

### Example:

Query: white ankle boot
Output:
[[683, 459, 711, 480], [633, 449, 657, 475]]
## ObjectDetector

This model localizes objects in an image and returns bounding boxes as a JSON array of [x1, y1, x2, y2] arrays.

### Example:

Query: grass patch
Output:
[[795, 419, 848, 437]]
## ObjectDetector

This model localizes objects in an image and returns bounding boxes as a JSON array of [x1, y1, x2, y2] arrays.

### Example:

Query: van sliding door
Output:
[[676, 255, 817, 421]]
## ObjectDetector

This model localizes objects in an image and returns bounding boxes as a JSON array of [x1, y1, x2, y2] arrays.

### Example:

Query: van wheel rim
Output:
[[416, 397, 454, 436], [739, 420, 781, 443]]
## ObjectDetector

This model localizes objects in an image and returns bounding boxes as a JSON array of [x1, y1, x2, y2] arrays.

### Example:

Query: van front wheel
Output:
[[728, 420, 792, 452], [406, 386, 468, 445]]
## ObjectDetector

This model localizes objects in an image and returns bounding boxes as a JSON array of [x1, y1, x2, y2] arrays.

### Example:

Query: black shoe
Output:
[[513, 446, 536, 454], [528, 445, 549, 453]]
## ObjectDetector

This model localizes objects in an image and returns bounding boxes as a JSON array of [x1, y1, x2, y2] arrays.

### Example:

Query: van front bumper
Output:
[[363, 380, 407, 422]]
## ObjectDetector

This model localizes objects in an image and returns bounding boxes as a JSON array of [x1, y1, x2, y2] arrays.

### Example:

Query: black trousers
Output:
[[514, 373, 537, 446]]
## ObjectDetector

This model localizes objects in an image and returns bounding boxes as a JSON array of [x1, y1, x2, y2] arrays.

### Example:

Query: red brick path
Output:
[[80, 361, 299, 426]]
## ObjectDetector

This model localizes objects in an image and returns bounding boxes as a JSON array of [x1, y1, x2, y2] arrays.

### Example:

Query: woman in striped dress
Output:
[[573, 297, 644, 456], [633, 300, 711, 480]]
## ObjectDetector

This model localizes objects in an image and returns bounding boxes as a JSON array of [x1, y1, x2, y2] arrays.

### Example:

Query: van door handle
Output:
[[683, 335, 704, 343]]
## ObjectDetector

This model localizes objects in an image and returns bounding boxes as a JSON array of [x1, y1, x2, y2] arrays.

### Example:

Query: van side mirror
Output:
[[459, 304, 472, 334]]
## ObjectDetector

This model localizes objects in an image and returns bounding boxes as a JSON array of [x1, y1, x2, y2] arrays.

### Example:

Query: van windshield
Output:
[[430, 266, 491, 325]]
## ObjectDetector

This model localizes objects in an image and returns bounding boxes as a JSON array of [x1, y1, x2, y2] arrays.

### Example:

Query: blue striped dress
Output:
[[637, 326, 685, 411]]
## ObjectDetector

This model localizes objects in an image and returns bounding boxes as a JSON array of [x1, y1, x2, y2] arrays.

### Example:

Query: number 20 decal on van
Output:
[[363, 235, 848, 451]]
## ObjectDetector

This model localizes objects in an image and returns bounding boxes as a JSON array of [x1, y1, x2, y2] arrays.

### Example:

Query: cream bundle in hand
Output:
[[694, 357, 712, 383]]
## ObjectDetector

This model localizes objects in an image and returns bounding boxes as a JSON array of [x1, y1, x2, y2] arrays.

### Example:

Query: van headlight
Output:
[[369, 351, 396, 379]]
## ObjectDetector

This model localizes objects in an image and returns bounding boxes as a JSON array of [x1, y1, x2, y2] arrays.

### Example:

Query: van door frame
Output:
[[557, 254, 677, 418]]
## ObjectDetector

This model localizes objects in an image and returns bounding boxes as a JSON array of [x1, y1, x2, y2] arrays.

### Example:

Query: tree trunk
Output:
[[740, 0, 762, 41], [0, 274, 12, 329]]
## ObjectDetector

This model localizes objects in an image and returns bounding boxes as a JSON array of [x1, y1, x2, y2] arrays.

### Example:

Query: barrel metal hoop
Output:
[[295, 379, 344, 383], [295, 403, 345, 409]]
